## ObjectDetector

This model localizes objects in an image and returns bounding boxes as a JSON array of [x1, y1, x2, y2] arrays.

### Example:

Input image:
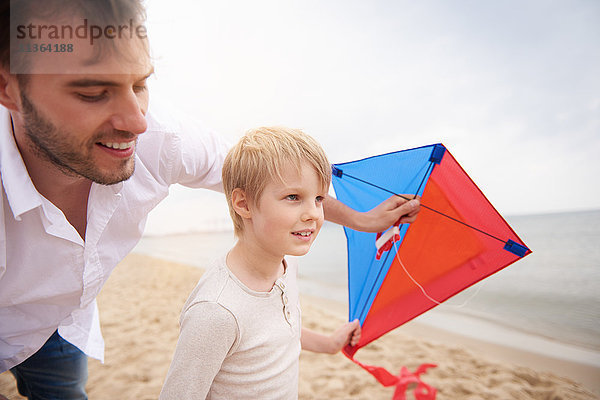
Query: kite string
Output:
[[339, 170, 508, 245], [391, 241, 483, 309]]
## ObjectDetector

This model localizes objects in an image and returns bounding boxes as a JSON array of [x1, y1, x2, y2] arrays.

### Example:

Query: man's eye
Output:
[[77, 92, 107, 102], [133, 85, 147, 94]]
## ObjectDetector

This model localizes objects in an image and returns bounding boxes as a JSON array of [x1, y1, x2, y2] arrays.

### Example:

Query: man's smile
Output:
[[97, 140, 135, 150]]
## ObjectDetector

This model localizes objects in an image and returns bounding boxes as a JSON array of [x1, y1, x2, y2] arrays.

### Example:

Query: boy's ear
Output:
[[0, 67, 21, 111], [231, 188, 252, 219]]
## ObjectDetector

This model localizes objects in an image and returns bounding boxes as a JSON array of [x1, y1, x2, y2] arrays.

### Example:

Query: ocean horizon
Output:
[[133, 208, 600, 362]]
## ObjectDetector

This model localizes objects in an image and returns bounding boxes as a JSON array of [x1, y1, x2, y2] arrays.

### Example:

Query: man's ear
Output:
[[0, 67, 21, 111], [231, 188, 252, 219]]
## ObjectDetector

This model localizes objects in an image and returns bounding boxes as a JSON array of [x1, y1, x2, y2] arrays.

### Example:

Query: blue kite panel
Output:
[[332, 144, 445, 323]]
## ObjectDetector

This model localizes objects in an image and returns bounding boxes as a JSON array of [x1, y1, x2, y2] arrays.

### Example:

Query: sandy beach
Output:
[[1, 254, 598, 399]]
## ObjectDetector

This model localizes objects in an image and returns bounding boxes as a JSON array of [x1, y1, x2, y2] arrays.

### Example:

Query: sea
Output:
[[133, 208, 600, 364]]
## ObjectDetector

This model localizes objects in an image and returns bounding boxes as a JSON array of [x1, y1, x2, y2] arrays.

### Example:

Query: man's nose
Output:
[[109, 90, 147, 135]]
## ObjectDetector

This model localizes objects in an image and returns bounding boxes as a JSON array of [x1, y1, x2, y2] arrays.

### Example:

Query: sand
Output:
[[1, 254, 598, 399]]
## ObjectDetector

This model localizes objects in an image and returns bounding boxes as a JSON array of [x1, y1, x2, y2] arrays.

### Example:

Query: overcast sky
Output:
[[141, 0, 599, 233]]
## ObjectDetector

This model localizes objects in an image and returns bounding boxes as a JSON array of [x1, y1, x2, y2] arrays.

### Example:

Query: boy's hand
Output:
[[300, 320, 361, 354], [328, 319, 361, 354]]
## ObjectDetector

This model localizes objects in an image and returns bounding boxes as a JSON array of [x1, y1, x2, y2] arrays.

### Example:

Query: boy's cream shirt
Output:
[[160, 255, 301, 400]]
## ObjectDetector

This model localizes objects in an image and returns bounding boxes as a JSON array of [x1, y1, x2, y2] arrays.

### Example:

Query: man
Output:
[[0, 0, 419, 398]]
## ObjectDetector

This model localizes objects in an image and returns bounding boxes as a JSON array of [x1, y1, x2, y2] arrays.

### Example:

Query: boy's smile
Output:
[[291, 229, 315, 241]]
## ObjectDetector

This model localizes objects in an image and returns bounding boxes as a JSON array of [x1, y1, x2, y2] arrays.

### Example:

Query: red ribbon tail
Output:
[[343, 347, 437, 400]]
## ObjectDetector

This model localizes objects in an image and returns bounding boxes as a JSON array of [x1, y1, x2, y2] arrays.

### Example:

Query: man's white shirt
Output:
[[0, 102, 229, 371]]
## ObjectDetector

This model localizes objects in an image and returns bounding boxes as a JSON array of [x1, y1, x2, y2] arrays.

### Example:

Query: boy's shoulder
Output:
[[183, 255, 231, 307]]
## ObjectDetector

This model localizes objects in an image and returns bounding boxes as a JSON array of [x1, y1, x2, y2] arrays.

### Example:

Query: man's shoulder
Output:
[[142, 100, 212, 137], [136, 101, 225, 164]]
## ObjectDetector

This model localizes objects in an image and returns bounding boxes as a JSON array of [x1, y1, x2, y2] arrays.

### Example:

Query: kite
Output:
[[331, 143, 531, 400]]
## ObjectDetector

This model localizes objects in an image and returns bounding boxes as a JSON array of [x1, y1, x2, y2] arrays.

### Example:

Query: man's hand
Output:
[[360, 195, 420, 232], [323, 194, 420, 233]]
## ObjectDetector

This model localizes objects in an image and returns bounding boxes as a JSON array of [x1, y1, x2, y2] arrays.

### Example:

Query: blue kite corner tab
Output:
[[332, 165, 343, 178], [429, 144, 446, 164], [503, 239, 529, 257]]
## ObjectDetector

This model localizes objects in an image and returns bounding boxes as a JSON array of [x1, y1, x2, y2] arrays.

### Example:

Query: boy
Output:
[[160, 127, 361, 399]]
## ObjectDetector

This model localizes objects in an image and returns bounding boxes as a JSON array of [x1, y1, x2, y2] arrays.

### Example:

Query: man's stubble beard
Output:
[[20, 92, 137, 185]]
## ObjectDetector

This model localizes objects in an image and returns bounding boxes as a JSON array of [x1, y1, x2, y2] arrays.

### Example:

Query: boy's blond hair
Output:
[[222, 127, 331, 236]]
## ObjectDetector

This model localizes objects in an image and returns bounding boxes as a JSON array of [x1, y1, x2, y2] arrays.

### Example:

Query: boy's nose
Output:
[[301, 202, 323, 221]]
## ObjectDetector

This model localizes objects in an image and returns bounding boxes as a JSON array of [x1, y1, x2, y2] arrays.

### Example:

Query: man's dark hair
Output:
[[0, 0, 147, 70], [0, 0, 9, 68]]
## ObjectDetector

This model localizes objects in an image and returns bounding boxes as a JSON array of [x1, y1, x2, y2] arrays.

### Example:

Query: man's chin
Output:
[[88, 160, 136, 185], [96, 173, 134, 186]]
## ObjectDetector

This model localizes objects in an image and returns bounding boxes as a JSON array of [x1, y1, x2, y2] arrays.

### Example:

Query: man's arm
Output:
[[323, 194, 420, 233]]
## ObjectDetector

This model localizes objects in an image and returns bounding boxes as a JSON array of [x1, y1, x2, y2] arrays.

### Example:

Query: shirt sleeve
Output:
[[139, 103, 231, 192], [169, 117, 230, 192], [0, 180, 6, 280], [159, 301, 238, 400]]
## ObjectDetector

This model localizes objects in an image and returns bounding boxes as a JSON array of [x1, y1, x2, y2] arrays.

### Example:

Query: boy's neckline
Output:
[[224, 256, 289, 296], [225, 246, 287, 293]]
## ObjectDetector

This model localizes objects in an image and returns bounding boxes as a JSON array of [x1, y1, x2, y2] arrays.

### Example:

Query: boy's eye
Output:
[[316, 196, 325, 203], [286, 194, 299, 201]]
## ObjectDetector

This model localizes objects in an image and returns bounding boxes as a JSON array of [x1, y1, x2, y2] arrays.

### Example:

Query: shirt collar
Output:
[[0, 106, 44, 220]]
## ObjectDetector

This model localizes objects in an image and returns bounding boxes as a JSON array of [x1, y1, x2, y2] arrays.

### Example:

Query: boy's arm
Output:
[[160, 302, 237, 400], [323, 194, 420, 233], [301, 320, 361, 354]]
